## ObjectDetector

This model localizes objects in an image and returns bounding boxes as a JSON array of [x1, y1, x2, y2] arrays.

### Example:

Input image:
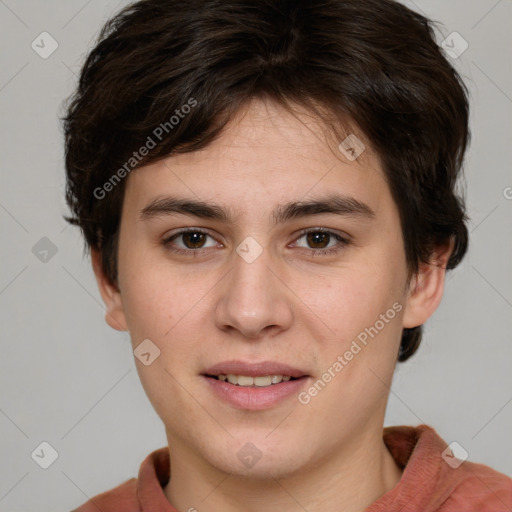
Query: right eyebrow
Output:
[[140, 197, 231, 222]]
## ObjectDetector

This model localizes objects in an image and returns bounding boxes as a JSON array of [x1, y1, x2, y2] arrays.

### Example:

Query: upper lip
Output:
[[203, 360, 308, 378]]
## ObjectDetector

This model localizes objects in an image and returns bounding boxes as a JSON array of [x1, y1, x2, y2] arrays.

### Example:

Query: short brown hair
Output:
[[63, 0, 470, 362]]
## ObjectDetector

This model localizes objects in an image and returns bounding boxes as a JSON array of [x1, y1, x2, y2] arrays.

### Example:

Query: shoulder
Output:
[[71, 478, 140, 512], [444, 460, 512, 510], [376, 424, 512, 511], [70, 446, 171, 512]]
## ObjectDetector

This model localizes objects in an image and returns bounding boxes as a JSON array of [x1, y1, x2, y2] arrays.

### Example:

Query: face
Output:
[[95, 99, 446, 479]]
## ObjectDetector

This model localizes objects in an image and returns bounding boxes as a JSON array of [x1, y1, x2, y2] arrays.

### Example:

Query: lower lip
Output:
[[203, 376, 309, 410]]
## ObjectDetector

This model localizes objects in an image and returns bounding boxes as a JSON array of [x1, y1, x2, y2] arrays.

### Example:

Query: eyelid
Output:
[[163, 227, 218, 240], [293, 226, 351, 240]]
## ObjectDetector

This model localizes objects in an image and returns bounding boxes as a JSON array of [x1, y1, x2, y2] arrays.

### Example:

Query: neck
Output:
[[164, 425, 402, 512]]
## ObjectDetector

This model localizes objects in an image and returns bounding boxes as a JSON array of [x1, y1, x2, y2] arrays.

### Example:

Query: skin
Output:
[[93, 99, 452, 512]]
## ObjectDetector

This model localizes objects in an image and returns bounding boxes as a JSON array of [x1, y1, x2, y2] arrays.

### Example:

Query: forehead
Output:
[[123, 99, 393, 221]]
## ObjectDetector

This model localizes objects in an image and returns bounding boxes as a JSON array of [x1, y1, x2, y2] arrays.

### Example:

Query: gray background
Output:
[[1, 0, 511, 510]]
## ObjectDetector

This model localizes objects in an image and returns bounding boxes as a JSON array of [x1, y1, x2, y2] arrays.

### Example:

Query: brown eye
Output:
[[306, 231, 331, 249], [181, 232, 207, 249], [163, 229, 219, 254], [293, 229, 350, 256]]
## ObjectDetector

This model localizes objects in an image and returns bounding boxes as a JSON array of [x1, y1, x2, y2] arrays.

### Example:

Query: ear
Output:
[[402, 239, 454, 329], [91, 248, 128, 332]]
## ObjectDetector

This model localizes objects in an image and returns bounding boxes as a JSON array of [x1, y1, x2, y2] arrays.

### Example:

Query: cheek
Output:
[[117, 247, 181, 342], [298, 266, 404, 426], [118, 259, 206, 415], [294, 248, 406, 392], [117, 253, 223, 378], [296, 262, 403, 338]]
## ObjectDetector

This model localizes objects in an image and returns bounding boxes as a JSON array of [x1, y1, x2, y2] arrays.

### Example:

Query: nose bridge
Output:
[[214, 239, 293, 337], [232, 249, 272, 309]]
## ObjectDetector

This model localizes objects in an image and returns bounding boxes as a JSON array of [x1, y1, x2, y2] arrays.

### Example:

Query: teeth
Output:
[[237, 375, 254, 386], [255, 376, 272, 386], [217, 374, 293, 387]]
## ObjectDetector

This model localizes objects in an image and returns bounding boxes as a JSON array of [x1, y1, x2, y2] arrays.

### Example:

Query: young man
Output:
[[64, 0, 512, 510]]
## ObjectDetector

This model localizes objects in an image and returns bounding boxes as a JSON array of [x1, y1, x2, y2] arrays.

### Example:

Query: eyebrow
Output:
[[140, 194, 376, 225]]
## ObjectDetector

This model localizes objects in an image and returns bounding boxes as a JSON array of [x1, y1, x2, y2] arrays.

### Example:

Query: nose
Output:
[[214, 246, 294, 339]]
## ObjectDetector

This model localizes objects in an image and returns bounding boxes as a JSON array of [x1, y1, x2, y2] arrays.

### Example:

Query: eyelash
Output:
[[162, 228, 350, 257]]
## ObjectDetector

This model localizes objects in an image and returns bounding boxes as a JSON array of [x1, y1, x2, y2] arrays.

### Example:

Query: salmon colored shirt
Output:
[[72, 424, 512, 511]]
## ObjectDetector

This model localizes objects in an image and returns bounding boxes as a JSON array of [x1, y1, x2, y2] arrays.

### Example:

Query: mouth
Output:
[[203, 360, 308, 382], [201, 360, 310, 409], [205, 374, 299, 387]]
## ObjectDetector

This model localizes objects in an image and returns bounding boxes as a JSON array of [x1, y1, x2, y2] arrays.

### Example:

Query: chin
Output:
[[206, 437, 310, 480]]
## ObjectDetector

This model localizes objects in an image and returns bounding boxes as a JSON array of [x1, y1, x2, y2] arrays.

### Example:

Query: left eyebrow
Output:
[[139, 193, 376, 224], [272, 194, 376, 225]]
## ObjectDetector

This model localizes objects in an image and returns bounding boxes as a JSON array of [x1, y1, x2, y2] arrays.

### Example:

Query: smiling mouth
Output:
[[206, 374, 300, 387]]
